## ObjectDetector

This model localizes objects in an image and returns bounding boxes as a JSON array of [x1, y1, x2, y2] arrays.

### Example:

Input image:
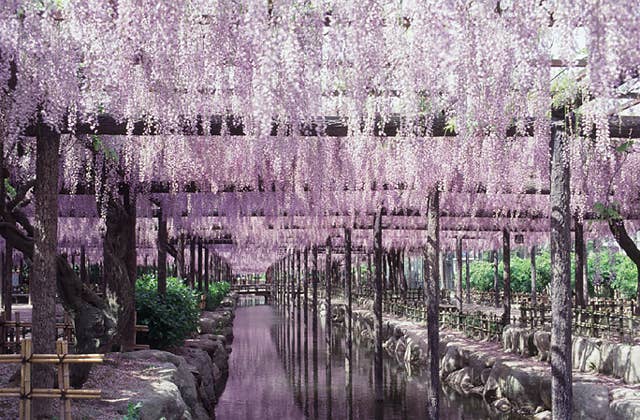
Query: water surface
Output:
[[216, 297, 520, 420]]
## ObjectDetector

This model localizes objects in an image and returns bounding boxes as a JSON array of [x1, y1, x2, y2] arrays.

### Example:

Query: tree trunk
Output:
[[575, 219, 586, 308], [373, 209, 383, 402], [607, 218, 640, 315], [550, 122, 573, 419], [423, 188, 440, 418], [456, 237, 463, 310], [502, 229, 511, 325], [32, 124, 60, 417], [103, 185, 137, 351]]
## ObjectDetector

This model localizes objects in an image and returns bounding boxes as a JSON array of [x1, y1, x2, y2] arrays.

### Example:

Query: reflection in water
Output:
[[216, 296, 521, 420]]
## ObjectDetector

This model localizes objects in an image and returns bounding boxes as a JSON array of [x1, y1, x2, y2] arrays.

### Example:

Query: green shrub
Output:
[[205, 281, 231, 310], [469, 261, 496, 291], [135, 275, 200, 349], [469, 252, 552, 293]]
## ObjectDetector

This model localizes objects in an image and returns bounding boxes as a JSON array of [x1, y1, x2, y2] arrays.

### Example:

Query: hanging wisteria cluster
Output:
[[1, 0, 639, 272]]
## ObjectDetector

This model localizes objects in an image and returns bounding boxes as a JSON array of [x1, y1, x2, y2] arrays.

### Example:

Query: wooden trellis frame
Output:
[[0, 338, 103, 420]]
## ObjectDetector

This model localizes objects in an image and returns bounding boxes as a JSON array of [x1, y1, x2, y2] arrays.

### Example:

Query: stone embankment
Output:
[[326, 298, 640, 419], [122, 293, 237, 420]]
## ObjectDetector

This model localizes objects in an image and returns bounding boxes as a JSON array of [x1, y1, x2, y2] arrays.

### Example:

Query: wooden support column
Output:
[[575, 218, 586, 308], [344, 227, 353, 409], [325, 237, 332, 353], [197, 238, 203, 292], [531, 246, 537, 305], [465, 251, 471, 304], [373, 209, 383, 402], [493, 250, 500, 308], [80, 246, 87, 284], [324, 237, 333, 417], [2, 245, 12, 321], [157, 208, 167, 297], [204, 247, 210, 294], [312, 246, 318, 344], [455, 237, 463, 310], [297, 249, 301, 327], [303, 247, 309, 332], [550, 122, 573, 419], [502, 228, 511, 325], [424, 188, 441, 418], [189, 237, 196, 288]]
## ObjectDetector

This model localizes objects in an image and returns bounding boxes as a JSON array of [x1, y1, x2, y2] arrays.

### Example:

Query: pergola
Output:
[[1, 2, 640, 419]]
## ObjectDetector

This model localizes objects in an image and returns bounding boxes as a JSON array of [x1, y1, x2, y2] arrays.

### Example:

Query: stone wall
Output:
[[502, 325, 640, 385], [348, 303, 640, 419], [121, 293, 237, 420]]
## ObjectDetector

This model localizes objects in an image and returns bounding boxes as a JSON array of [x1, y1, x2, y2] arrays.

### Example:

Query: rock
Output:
[[533, 410, 552, 420], [440, 344, 465, 379], [483, 361, 547, 411], [211, 340, 229, 373], [120, 350, 208, 420], [624, 345, 640, 384], [610, 398, 640, 419], [601, 343, 632, 381], [137, 378, 191, 420], [534, 331, 550, 362], [445, 367, 474, 395], [175, 347, 217, 415], [493, 397, 512, 412], [573, 337, 602, 373], [572, 381, 611, 420]]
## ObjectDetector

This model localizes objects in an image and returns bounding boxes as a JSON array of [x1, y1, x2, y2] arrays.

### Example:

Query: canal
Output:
[[215, 297, 521, 419]]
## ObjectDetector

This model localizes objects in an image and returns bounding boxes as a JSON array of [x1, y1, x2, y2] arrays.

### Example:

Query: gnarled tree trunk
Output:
[[608, 218, 640, 315], [103, 185, 137, 351]]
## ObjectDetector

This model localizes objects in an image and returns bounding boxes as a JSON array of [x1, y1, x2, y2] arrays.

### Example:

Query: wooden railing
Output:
[[0, 311, 149, 353], [0, 338, 103, 420]]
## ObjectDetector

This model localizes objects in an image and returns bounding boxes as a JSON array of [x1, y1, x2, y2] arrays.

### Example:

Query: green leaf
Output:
[[615, 140, 634, 153]]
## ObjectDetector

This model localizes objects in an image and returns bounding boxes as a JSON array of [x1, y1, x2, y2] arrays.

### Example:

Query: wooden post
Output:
[[189, 237, 196, 288], [19, 338, 32, 419], [424, 189, 441, 418], [575, 219, 586, 308], [57, 340, 71, 420], [2, 246, 12, 324], [502, 229, 511, 325], [344, 227, 353, 407], [550, 122, 573, 419], [79, 246, 87, 284], [312, 246, 318, 346], [324, 237, 332, 356], [373, 209, 383, 402], [493, 250, 500, 308], [531, 245, 537, 305], [303, 247, 309, 339], [157, 208, 167, 297], [197, 238, 203, 292], [465, 249, 471, 304], [204, 247, 209, 294], [456, 237, 463, 310]]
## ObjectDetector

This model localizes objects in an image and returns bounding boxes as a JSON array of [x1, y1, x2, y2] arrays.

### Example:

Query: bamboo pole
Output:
[[20, 338, 31, 420]]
